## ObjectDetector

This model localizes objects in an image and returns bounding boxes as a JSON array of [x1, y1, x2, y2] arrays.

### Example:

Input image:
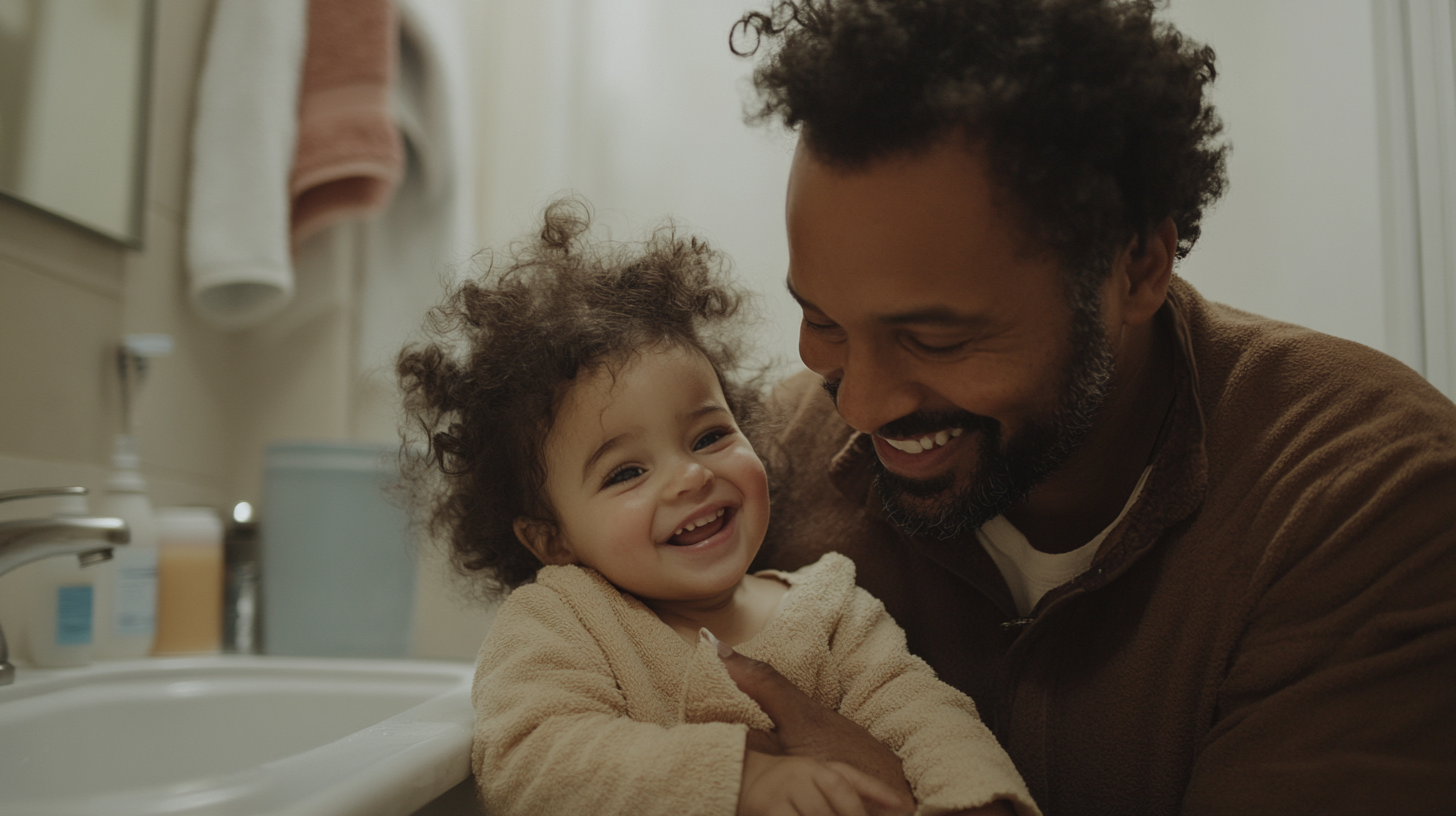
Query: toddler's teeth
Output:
[[935, 430, 949, 446], [919, 436, 933, 448], [951, 428, 964, 437]]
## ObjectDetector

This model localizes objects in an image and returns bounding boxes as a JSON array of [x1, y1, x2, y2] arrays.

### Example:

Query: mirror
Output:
[[0, 0, 152, 246]]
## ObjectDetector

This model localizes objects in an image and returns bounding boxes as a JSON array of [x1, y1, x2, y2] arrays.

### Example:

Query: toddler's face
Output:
[[523, 343, 770, 604]]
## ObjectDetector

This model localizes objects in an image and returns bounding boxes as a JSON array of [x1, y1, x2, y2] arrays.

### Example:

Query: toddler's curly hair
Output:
[[397, 199, 766, 599]]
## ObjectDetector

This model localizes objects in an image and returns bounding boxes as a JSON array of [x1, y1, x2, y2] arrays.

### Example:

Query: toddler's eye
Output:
[[693, 429, 731, 451], [604, 466, 644, 487]]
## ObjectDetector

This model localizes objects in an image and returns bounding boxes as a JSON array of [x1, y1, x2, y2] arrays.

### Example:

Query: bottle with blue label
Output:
[[93, 434, 158, 659], [25, 493, 96, 668], [26, 554, 95, 667]]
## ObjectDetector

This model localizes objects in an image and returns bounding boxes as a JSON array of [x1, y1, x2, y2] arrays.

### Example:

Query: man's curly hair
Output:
[[396, 199, 766, 600], [732, 0, 1228, 287]]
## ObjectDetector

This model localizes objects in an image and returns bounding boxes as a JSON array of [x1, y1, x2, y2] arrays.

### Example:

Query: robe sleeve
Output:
[[472, 583, 746, 816], [830, 581, 1041, 816]]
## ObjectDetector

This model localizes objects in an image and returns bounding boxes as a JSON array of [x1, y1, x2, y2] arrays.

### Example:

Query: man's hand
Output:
[[716, 641, 915, 813], [738, 750, 911, 816]]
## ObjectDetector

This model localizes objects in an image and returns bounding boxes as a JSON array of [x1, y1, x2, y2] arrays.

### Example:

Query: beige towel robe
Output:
[[472, 552, 1038, 816]]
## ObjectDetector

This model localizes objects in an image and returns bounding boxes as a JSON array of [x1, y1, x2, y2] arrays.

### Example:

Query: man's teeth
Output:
[[675, 507, 726, 536], [882, 427, 964, 454]]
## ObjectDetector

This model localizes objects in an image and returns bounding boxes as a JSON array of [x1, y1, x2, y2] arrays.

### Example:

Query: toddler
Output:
[[397, 200, 1037, 816]]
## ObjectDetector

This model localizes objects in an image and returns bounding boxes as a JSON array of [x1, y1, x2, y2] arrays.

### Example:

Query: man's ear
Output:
[[514, 517, 575, 566], [1115, 217, 1177, 327]]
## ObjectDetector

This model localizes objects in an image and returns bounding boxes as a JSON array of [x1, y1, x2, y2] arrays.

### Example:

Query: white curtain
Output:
[[1374, 0, 1456, 398]]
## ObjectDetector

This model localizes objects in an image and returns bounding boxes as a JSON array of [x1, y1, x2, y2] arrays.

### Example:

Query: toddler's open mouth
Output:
[[667, 507, 732, 546]]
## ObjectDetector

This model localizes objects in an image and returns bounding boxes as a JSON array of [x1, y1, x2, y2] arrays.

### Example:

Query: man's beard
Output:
[[842, 295, 1116, 542]]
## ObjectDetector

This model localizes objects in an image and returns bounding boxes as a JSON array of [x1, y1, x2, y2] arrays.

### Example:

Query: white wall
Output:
[[1161, 0, 1388, 354], [465, 0, 802, 373]]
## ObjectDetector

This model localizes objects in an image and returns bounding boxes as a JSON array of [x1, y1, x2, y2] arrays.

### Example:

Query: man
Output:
[[719, 1, 1456, 814]]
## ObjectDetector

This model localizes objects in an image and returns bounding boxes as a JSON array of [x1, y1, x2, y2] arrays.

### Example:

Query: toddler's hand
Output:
[[738, 749, 914, 816]]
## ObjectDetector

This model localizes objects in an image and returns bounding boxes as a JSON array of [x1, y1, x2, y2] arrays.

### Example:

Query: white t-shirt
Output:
[[976, 466, 1152, 617]]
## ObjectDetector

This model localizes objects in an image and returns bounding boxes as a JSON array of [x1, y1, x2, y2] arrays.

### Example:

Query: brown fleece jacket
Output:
[[759, 276, 1456, 816]]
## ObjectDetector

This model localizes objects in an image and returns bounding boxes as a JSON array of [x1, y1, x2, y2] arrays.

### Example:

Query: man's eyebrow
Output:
[[786, 277, 990, 329], [582, 433, 630, 484], [785, 278, 815, 311], [879, 307, 992, 328]]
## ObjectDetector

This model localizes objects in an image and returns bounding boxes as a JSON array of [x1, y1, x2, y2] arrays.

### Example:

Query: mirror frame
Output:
[[0, 0, 156, 249]]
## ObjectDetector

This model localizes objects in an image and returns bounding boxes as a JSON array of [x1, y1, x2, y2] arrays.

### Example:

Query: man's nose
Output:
[[807, 337, 922, 435]]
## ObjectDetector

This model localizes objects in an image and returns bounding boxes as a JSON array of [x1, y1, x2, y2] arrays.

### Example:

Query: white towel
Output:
[[186, 0, 307, 331]]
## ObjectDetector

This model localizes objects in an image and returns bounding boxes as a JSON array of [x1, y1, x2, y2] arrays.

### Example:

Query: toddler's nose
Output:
[[668, 461, 714, 498]]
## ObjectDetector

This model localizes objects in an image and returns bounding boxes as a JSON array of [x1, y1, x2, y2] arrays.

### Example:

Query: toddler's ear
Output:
[[514, 517, 575, 566]]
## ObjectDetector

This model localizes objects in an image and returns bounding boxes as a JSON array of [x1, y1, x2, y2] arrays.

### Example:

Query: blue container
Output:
[[260, 442, 414, 658]]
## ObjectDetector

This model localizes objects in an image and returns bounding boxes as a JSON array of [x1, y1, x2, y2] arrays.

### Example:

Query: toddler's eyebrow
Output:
[[582, 433, 631, 484], [686, 403, 730, 421]]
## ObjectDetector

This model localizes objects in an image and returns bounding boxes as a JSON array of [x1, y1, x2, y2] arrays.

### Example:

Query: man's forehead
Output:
[[785, 136, 1066, 319]]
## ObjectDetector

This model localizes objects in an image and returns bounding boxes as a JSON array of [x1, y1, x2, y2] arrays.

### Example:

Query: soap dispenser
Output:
[[93, 434, 158, 658], [91, 335, 170, 659]]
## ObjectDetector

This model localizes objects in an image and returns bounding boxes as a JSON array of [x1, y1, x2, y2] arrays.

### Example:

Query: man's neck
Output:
[[1004, 313, 1176, 554]]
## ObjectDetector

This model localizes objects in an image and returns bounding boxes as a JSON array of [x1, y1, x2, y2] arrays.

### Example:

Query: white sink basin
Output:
[[0, 656, 476, 816]]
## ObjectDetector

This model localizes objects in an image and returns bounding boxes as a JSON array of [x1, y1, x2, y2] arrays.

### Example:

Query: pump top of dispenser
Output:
[[108, 435, 147, 493]]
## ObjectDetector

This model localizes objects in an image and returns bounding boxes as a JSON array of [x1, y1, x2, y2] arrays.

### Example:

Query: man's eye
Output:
[[693, 429, 731, 451], [604, 466, 645, 487], [802, 314, 839, 332], [907, 336, 970, 355]]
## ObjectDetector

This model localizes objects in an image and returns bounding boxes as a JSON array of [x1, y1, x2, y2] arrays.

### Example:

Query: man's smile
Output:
[[879, 427, 965, 454], [871, 429, 975, 480]]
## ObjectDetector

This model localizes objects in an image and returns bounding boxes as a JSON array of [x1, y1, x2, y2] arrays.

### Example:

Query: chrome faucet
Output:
[[0, 487, 129, 685]]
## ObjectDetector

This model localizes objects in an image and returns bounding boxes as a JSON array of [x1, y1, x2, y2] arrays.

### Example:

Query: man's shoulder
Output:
[[1194, 300, 1422, 389], [1181, 282, 1456, 464], [1173, 280, 1456, 570]]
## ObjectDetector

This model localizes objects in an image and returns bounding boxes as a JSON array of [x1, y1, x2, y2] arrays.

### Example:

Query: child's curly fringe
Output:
[[396, 198, 771, 601]]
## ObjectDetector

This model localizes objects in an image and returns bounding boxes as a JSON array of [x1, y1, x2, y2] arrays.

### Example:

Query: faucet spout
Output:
[[0, 516, 130, 576]]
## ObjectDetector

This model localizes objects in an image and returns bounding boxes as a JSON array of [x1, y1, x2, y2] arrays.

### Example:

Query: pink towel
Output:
[[289, 0, 404, 245]]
